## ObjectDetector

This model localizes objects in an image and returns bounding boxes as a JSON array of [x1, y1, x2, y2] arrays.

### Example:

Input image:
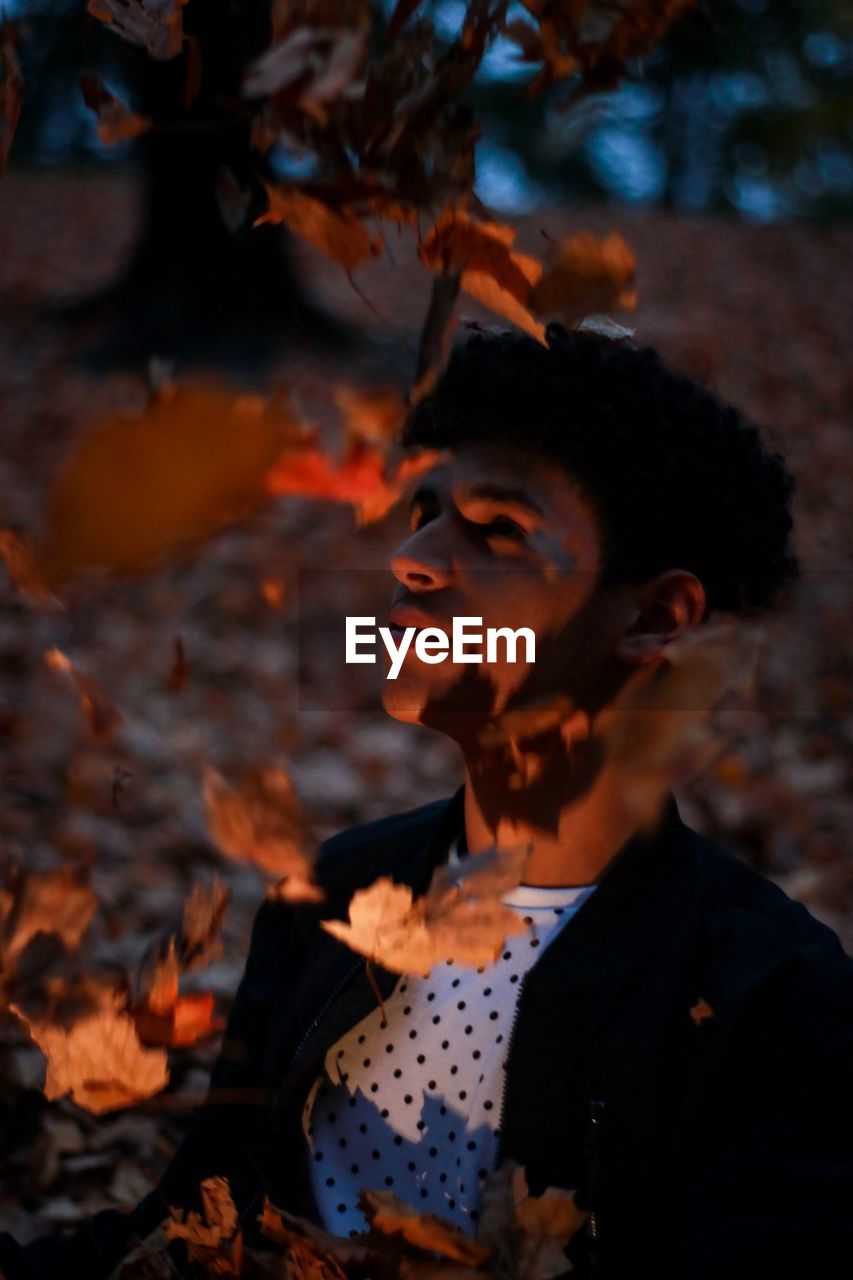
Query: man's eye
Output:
[[484, 516, 525, 540]]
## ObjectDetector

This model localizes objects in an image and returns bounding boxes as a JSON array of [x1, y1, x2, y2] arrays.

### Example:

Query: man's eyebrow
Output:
[[409, 481, 546, 518]]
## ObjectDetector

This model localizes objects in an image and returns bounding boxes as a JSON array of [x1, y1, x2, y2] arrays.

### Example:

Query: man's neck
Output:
[[461, 754, 645, 888]]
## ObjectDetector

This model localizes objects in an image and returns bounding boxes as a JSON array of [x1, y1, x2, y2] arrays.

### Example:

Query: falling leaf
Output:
[[419, 209, 545, 342], [259, 1196, 367, 1275], [322, 845, 528, 975], [334, 385, 406, 448], [261, 578, 286, 610], [257, 186, 381, 270], [1, 864, 98, 967], [360, 1189, 490, 1265], [409, 269, 462, 408], [596, 617, 764, 829], [80, 74, 151, 146], [132, 989, 220, 1049], [167, 635, 190, 692], [11, 1004, 169, 1113], [689, 997, 714, 1025], [203, 764, 323, 902], [39, 382, 308, 584], [0, 20, 22, 176], [44, 648, 123, 740], [181, 876, 231, 972], [527, 231, 636, 328], [0, 528, 62, 609], [86, 0, 189, 61]]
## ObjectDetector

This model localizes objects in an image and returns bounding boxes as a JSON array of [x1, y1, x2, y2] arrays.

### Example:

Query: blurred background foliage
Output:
[[5, 0, 853, 222]]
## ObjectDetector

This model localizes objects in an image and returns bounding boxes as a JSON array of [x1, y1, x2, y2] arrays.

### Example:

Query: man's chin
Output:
[[380, 665, 500, 738]]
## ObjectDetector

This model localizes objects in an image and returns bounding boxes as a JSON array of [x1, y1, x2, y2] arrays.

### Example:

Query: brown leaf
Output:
[[80, 74, 151, 145], [478, 1163, 586, 1280], [164, 1176, 239, 1265], [1, 864, 98, 968], [86, 0, 189, 61], [322, 845, 528, 975], [133, 988, 221, 1049], [167, 634, 190, 692], [203, 764, 323, 902], [419, 210, 545, 342], [257, 186, 381, 270], [527, 231, 636, 327], [181, 875, 231, 972], [409, 269, 462, 408], [39, 382, 307, 584], [0, 528, 62, 608], [334, 385, 406, 448], [44, 647, 123, 740], [360, 1189, 490, 1265], [0, 20, 22, 176], [258, 1197, 367, 1275], [689, 997, 714, 1025], [11, 1004, 169, 1113], [596, 617, 764, 829]]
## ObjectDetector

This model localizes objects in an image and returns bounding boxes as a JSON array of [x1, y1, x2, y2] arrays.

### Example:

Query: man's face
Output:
[[381, 441, 628, 742]]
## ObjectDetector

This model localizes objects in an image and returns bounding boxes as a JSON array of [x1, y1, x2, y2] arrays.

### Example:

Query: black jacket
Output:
[[2, 786, 853, 1279]]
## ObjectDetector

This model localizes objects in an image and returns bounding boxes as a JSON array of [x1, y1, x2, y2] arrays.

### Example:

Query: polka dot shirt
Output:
[[301, 837, 596, 1237]]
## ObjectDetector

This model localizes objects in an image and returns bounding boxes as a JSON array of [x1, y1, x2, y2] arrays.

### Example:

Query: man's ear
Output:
[[616, 569, 707, 666]]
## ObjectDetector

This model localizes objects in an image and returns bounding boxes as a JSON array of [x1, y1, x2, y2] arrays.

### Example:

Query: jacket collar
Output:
[[398, 782, 699, 991]]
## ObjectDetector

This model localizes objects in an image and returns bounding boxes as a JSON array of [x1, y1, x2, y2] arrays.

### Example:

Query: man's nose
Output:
[[389, 526, 453, 591]]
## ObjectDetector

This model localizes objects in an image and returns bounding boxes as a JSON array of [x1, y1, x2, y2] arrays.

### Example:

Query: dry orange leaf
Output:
[[11, 1004, 169, 1113], [596, 617, 764, 829], [334, 384, 407, 447], [165, 1175, 239, 1264], [1, 864, 98, 967], [322, 845, 528, 976], [419, 209, 545, 343], [44, 647, 123, 740], [0, 528, 62, 608], [527, 231, 636, 327], [257, 185, 381, 270], [80, 73, 151, 145], [478, 1162, 586, 1280], [203, 763, 323, 902], [133, 989, 221, 1049], [39, 382, 307, 584], [689, 997, 714, 1025], [361, 1188, 490, 1265]]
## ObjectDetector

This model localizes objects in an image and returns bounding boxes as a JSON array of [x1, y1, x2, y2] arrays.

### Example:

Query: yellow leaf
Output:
[[528, 231, 636, 327]]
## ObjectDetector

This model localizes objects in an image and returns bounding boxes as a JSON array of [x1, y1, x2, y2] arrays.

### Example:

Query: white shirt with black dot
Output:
[[301, 838, 596, 1237]]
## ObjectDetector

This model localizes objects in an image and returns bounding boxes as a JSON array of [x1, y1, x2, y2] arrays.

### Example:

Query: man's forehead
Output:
[[409, 443, 589, 521]]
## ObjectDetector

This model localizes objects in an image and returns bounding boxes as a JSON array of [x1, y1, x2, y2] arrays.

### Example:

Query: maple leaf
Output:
[[419, 209, 545, 343], [79, 74, 151, 146], [478, 1162, 586, 1280], [86, 0, 189, 61], [264, 440, 442, 526], [360, 1188, 490, 1265], [257, 185, 381, 270], [0, 528, 61, 609], [39, 382, 308, 584], [181, 875, 231, 972], [321, 845, 528, 975], [0, 20, 22, 177], [596, 617, 765, 829], [164, 1176, 240, 1270], [44, 647, 123, 741], [11, 1004, 169, 1113], [0, 864, 98, 969], [203, 764, 324, 903], [527, 231, 636, 328]]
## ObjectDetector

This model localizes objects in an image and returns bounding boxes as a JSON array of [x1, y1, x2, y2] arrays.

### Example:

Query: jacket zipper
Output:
[[584, 1099, 606, 1277], [493, 974, 526, 1168], [235, 956, 365, 1233]]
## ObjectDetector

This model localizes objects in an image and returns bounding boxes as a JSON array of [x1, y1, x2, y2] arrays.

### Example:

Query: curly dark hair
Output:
[[400, 324, 801, 620]]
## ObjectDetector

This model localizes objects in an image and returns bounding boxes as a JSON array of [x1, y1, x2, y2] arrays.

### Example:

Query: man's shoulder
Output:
[[689, 826, 853, 1013]]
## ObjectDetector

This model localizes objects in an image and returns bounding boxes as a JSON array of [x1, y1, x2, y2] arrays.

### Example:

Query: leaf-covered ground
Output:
[[0, 168, 851, 1243]]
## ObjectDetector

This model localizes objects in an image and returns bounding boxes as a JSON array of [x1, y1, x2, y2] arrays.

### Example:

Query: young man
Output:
[[2, 327, 852, 1279]]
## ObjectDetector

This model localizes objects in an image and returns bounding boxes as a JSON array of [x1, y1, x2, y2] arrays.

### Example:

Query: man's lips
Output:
[[387, 607, 443, 635]]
